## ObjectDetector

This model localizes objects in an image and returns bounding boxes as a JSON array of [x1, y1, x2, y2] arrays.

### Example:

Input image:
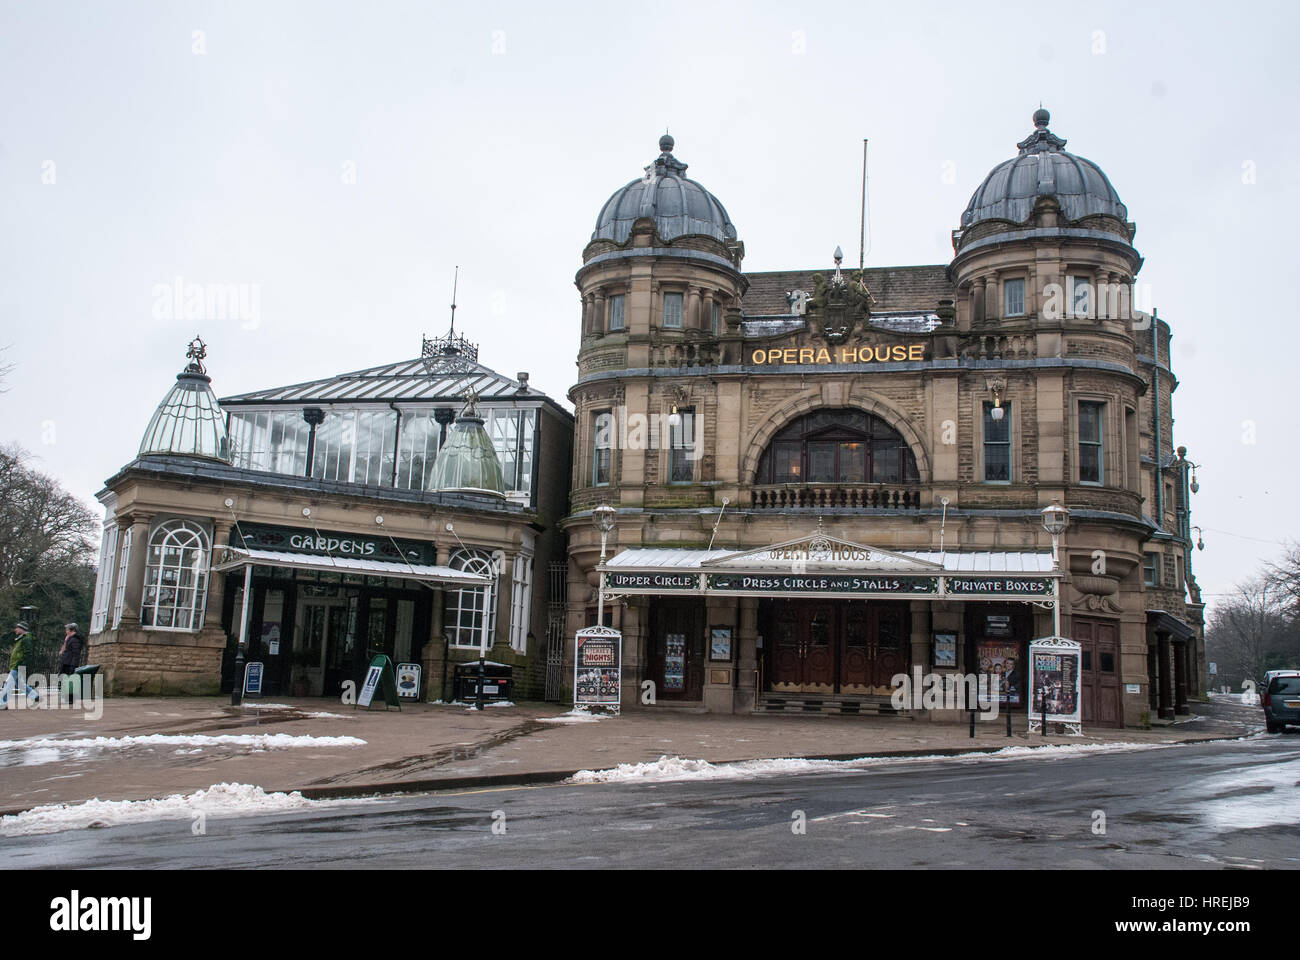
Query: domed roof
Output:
[[961, 109, 1128, 231], [139, 338, 230, 462], [592, 135, 738, 244], [430, 397, 505, 498]]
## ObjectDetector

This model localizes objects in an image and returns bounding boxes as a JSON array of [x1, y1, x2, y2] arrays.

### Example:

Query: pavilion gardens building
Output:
[[87, 108, 1203, 727], [567, 110, 1204, 728], [87, 331, 572, 700]]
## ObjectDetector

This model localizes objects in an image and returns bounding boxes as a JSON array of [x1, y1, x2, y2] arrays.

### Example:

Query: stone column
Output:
[[593, 293, 606, 337], [1173, 638, 1189, 715], [117, 514, 154, 626], [206, 521, 233, 628], [972, 277, 986, 324], [736, 597, 759, 713], [1156, 631, 1174, 720], [687, 287, 702, 330]]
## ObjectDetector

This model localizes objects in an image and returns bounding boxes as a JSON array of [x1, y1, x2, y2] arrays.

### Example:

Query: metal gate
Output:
[[544, 560, 567, 701]]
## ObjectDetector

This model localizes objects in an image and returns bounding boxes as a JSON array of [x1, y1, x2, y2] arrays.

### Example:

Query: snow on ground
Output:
[[0, 782, 385, 837], [567, 741, 1180, 784], [539, 707, 604, 724], [0, 733, 366, 763]]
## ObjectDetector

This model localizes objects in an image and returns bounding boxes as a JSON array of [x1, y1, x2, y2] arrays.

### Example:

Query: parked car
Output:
[[1263, 671, 1300, 733]]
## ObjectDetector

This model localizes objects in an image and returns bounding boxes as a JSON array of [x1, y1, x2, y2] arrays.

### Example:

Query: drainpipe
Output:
[[1151, 309, 1162, 524], [389, 402, 403, 487]]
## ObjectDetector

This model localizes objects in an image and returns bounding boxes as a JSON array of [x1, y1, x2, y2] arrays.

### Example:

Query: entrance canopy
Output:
[[601, 532, 1057, 602], [213, 545, 492, 587]]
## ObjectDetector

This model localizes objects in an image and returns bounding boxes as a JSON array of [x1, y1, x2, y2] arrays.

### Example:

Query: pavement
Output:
[[0, 693, 1265, 815]]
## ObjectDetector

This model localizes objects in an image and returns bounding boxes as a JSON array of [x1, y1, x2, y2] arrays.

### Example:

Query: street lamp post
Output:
[[591, 503, 617, 627], [1040, 500, 1070, 637]]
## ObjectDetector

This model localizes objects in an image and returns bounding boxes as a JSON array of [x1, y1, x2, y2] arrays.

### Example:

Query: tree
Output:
[[1264, 540, 1300, 615], [1204, 576, 1298, 692], [0, 444, 100, 670]]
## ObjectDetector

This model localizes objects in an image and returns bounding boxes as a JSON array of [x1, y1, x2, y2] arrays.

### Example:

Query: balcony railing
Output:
[[751, 484, 923, 510]]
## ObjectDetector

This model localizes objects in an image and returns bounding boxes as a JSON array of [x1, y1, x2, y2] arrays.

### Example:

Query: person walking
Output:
[[58, 622, 84, 703], [1, 621, 40, 708]]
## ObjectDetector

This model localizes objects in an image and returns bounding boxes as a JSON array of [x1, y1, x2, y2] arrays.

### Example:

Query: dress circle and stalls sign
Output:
[[574, 626, 622, 710], [1028, 636, 1082, 726]]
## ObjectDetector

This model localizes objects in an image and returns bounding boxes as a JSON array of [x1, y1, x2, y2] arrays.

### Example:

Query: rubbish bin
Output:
[[452, 660, 512, 703], [65, 664, 100, 702]]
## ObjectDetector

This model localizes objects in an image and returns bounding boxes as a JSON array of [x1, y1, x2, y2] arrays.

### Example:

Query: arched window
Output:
[[755, 409, 919, 484], [444, 549, 499, 649], [141, 520, 210, 630]]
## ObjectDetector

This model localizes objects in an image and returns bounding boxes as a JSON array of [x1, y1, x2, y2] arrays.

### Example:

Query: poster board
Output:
[[395, 662, 422, 700], [243, 661, 264, 698], [1027, 636, 1082, 735], [357, 654, 401, 710], [574, 626, 622, 712], [977, 639, 1022, 706]]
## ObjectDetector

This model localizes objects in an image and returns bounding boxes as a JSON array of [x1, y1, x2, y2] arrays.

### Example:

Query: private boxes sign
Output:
[[574, 626, 622, 712]]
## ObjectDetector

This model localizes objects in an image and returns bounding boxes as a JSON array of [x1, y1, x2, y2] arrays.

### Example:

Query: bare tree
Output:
[[1205, 576, 1296, 691], [0, 444, 100, 642], [1264, 540, 1300, 614]]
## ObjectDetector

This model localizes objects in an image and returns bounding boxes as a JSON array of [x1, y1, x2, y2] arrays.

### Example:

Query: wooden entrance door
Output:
[[840, 602, 910, 694], [769, 602, 835, 693], [649, 600, 705, 701], [1074, 616, 1122, 727]]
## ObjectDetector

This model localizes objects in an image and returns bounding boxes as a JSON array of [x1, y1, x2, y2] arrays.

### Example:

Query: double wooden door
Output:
[[766, 601, 909, 695], [1073, 616, 1122, 727]]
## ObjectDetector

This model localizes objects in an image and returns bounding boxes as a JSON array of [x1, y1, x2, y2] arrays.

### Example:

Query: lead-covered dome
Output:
[[592, 135, 738, 244], [960, 109, 1128, 231]]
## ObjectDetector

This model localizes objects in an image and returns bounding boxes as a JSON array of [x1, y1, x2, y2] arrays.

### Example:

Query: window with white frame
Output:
[[444, 549, 499, 649], [668, 407, 696, 483], [228, 410, 311, 475], [141, 521, 209, 630], [112, 527, 133, 628], [609, 294, 625, 332], [592, 410, 612, 486], [1142, 552, 1159, 587], [1004, 278, 1025, 317], [662, 292, 683, 328], [509, 553, 533, 653], [311, 410, 397, 486], [90, 524, 119, 633]]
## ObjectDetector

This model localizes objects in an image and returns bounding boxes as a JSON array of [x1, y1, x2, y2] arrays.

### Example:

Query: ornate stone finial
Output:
[[832, 245, 845, 285], [1017, 106, 1067, 155], [647, 133, 688, 178], [185, 335, 207, 374]]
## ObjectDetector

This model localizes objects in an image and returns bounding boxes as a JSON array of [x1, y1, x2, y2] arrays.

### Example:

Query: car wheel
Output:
[[1267, 721, 1282, 734]]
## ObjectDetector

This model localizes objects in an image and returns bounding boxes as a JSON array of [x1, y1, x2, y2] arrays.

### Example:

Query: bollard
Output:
[[969, 709, 975, 738], [1006, 707, 1012, 737]]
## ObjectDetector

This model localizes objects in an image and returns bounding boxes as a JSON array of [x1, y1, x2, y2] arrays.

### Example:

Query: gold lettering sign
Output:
[[751, 343, 926, 365]]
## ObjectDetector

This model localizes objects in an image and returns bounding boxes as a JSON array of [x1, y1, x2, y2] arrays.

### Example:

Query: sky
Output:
[[1, 0, 1297, 614]]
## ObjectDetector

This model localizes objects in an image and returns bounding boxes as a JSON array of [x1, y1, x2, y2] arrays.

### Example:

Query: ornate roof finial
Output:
[[1017, 105, 1067, 156], [185, 335, 207, 374], [648, 133, 688, 179]]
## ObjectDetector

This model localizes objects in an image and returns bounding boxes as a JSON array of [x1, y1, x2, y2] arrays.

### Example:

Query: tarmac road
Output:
[[6, 733, 1298, 870]]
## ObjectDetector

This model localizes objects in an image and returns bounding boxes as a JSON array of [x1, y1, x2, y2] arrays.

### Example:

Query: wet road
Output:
[[6, 734, 1298, 869]]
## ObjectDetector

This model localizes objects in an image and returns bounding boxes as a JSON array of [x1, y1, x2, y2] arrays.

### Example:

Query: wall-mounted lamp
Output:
[[986, 378, 1006, 421], [1191, 526, 1205, 551], [302, 507, 312, 518]]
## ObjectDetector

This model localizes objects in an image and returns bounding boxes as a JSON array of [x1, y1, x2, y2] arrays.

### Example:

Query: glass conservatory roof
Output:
[[139, 342, 230, 462]]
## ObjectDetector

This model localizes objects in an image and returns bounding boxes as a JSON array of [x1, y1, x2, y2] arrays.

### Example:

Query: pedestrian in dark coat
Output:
[[58, 623, 84, 702]]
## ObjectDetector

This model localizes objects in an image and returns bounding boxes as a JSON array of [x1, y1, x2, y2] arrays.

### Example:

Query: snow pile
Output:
[[540, 707, 604, 724], [0, 782, 340, 837], [568, 741, 1173, 784], [0, 733, 366, 756]]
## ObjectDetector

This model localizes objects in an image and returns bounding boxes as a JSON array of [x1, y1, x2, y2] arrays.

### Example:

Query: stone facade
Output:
[[562, 118, 1204, 728]]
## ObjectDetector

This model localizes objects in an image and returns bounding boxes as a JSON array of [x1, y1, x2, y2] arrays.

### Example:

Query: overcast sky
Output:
[[1, 0, 1296, 613]]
